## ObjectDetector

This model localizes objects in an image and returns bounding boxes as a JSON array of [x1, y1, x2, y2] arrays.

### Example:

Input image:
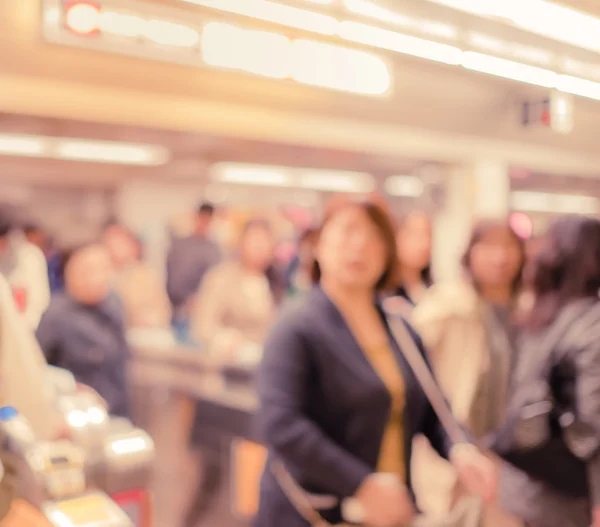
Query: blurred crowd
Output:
[[1, 195, 600, 527]]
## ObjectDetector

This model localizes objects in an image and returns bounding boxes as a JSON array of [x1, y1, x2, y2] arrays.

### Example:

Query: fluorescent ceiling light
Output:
[[344, 0, 457, 39], [0, 134, 48, 157], [384, 175, 424, 197], [298, 170, 375, 192], [291, 39, 391, 95], [144, 20, 200, 47], [211, 163, 375, 192], [212, 164, 294, 186], [430, 0, 600, 55], [202, 22, 291, 79], [556, 75, 600, 101], [201, 22, 390, 95], [511, 191, 600, 215], [55, 140, 170, 165], [462, 52, 557, 87], [100, 12, 145, 37], [339, 21, 462, 65], [182, 0, 338, 35], [344, 0, 416, 28]]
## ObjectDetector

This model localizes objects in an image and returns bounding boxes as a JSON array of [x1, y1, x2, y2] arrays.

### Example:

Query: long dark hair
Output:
[[311, 197, 398, 291], [526, 216, 600, 330], [461, 219, 526, 294], [239, 219, 286, 304]]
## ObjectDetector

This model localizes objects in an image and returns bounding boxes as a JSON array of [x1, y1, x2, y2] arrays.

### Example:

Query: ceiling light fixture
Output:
[[290, 39, 391, 95], [462, 51, 558, 87], [339, 21, 463, 65], [212, 164, 294, 186], [511, 191, 600, 215], [211, 163, 375, 192], [384, 175, 424, 197], [0, 133, 170, 166], [298, 169, 375, 192], [55, 139, 170, 165], [202, 22, 291, 78], [182, 0, 339, 35], [0, 134, 49, 157], [201, 22, 390, 95]]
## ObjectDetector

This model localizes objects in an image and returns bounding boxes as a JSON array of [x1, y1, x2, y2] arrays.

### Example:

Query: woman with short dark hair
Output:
[[497, 215, 600, 527], [255, 197, 495, 527]]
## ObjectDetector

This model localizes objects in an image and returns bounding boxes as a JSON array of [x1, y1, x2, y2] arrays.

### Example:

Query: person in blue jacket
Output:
[[36, 240, 131, 418]]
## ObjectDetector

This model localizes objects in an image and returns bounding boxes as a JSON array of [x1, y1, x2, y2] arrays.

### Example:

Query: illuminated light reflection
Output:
[[462, 52, 557, 87], [339, 21, 462, 65], [144, 19, 199, 47], [182, 0, 338, 35], [201, 22, 390, 95], [64, 2, 101, 34], [291, 39, 391, 95], [202, 22, 291, 78]]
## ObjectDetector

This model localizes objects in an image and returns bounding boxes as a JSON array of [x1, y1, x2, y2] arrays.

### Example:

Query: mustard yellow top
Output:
[[363, 344, 407, 480]]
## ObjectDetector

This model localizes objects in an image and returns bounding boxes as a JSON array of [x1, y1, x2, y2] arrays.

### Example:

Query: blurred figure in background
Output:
[[166, 202, 221, 343], [36, 240, 131, 418], [184, 219, 284, 527], [191, 218, 284, 360], [411, 220, 525, 522], [285, 227, 316, 298], [390, 211, 433, 316], [23, 222, 64, 293], [103, 221, 171, 328], [0, 211, 50, 330], [497, 215, 600, 527]]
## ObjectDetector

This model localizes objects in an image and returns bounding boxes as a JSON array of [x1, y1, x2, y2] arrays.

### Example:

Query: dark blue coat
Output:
[[36, 292, 131, 418], [255, 286, 452, 527]]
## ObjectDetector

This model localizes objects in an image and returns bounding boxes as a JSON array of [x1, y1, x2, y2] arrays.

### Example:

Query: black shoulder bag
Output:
[[492, 301, 599, 499]]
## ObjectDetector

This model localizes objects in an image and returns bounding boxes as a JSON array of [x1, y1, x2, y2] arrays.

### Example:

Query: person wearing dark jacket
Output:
[[36, 240, 131, 418], [256, 197, 495, 527], [165, 202, 221, 342], [497, 216, 600, 527]]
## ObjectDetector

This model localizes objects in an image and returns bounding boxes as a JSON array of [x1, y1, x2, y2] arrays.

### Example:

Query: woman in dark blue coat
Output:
[[256, 198, 495, 527]]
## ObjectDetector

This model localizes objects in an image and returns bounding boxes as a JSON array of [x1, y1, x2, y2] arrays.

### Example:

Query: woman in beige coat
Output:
[[411, 220, 525, 525], [191, 218, 284, 360]]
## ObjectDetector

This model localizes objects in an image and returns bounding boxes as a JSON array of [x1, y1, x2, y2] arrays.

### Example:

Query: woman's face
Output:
[[104, 227, 138, 267], [240, 226, 275, 271], [316, 205, 388, 290], [470, 228, 523, 289], [397, 213, 431, 272], [66, 245, 114, 304]]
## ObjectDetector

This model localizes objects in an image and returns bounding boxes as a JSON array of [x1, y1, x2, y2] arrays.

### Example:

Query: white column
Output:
[[432, 160, 510, 282]]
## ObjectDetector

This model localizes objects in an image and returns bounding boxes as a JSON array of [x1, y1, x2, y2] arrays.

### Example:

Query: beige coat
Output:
[[115, 262, 171, 329], [410, 281, 522, 526], [191, 261, 275, 356]]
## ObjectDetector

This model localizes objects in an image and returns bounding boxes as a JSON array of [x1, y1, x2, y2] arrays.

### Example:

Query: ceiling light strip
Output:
[[0, 133, 170, 166], [211, 163, 376, 193]]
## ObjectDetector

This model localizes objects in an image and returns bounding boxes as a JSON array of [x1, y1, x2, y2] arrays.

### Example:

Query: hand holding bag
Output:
[[272, 312, 483, 527]]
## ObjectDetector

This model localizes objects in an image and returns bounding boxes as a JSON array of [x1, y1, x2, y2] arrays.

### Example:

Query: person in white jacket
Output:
[[0, 214, 50, 330], [0, 273, 62, 440]]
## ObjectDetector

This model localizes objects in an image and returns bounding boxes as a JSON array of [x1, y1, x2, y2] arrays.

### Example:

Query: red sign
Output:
[[11, 287, 27, 313]]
